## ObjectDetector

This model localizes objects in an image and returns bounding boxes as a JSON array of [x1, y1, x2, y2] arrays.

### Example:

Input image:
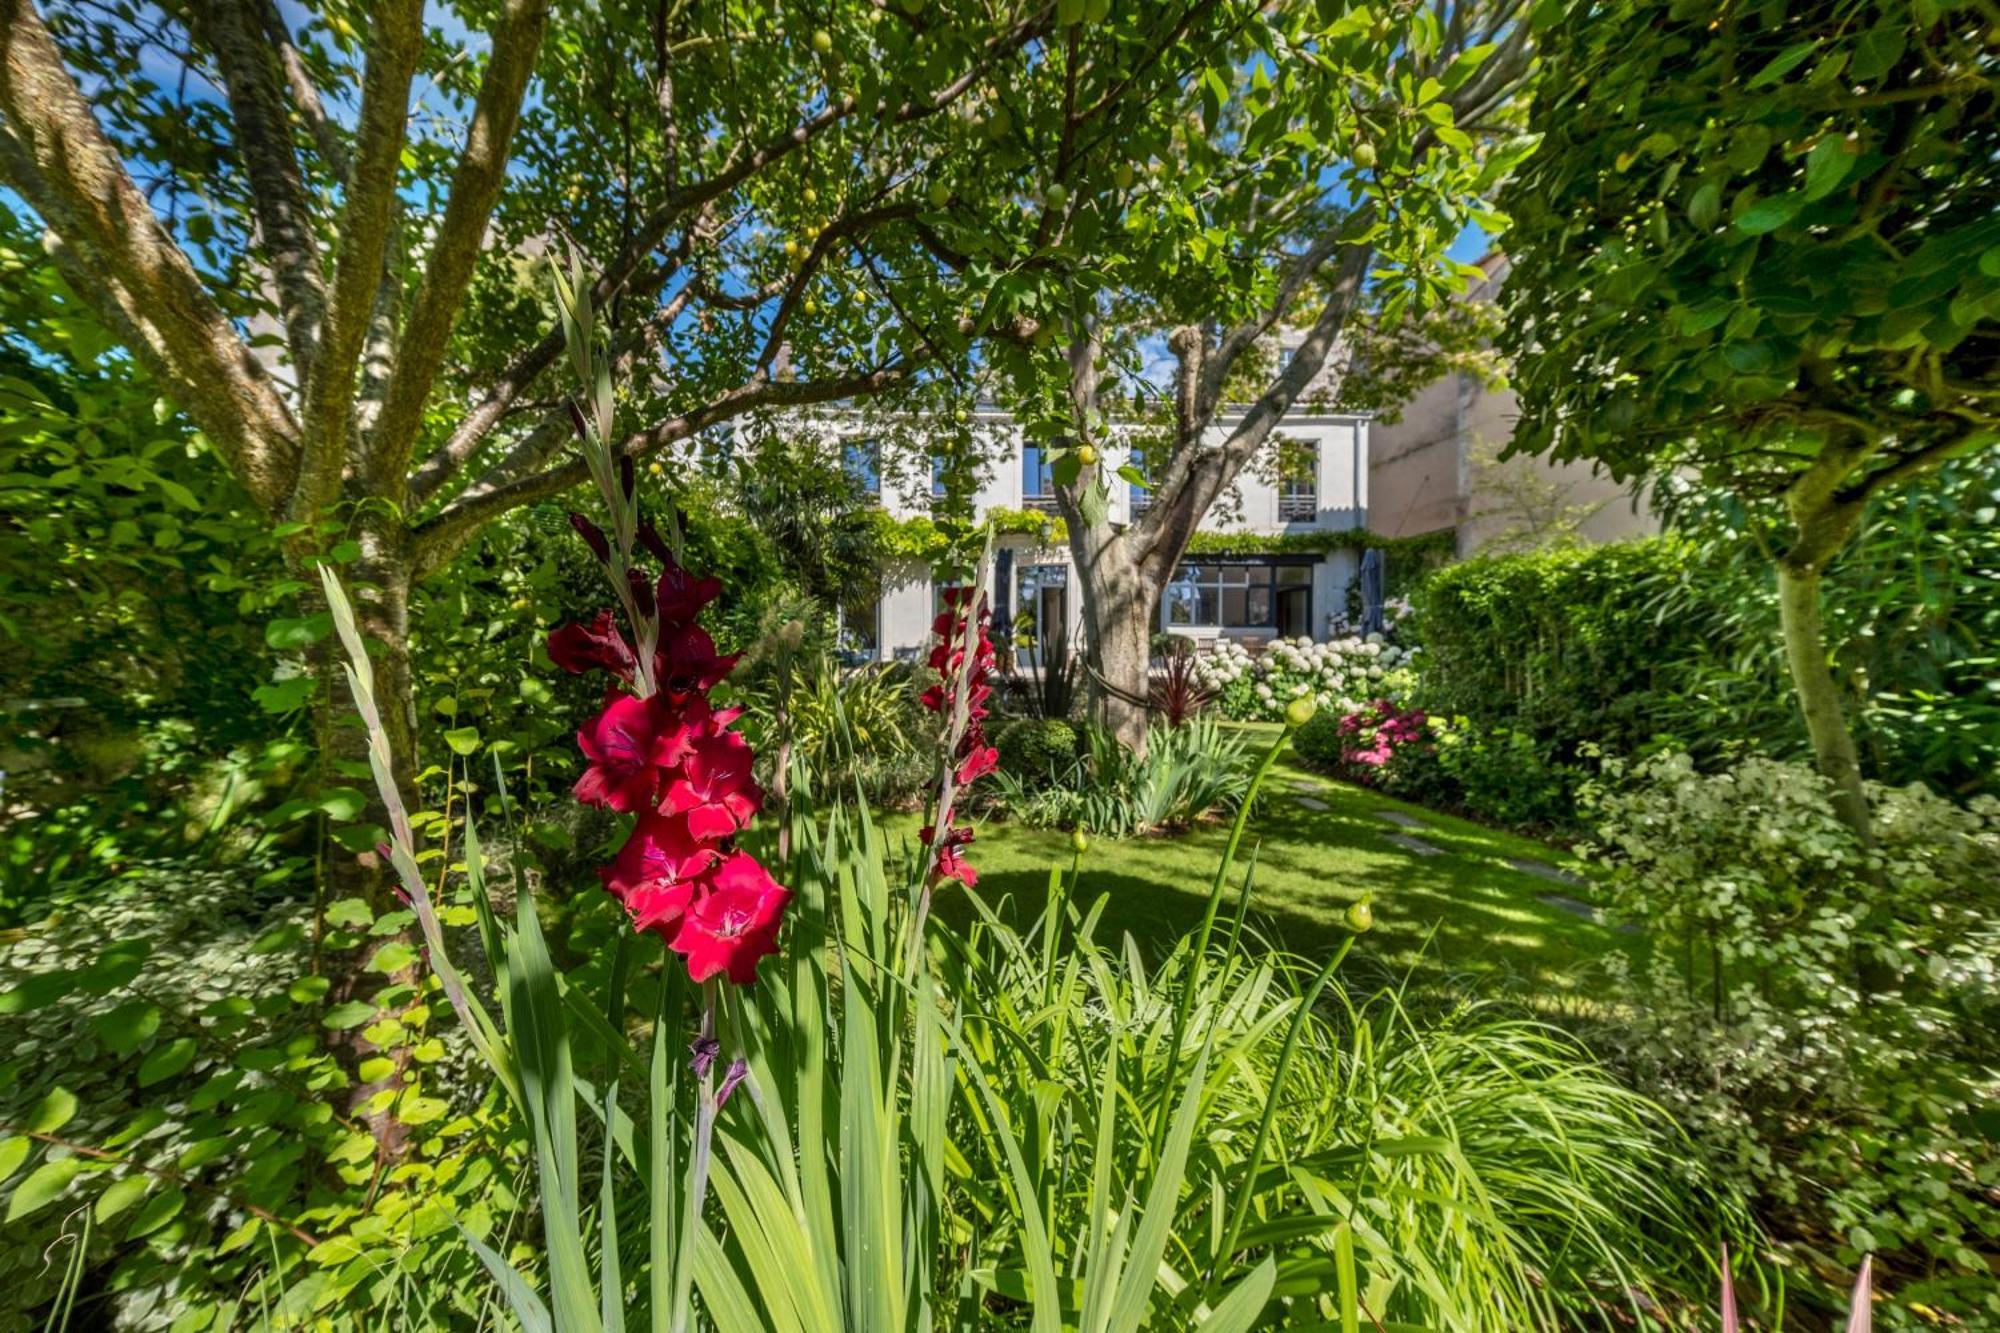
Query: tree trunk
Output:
[[1070, 533, 1152, 754], [1775, 555, 1873, 848], [310, 521, 423, 1160]]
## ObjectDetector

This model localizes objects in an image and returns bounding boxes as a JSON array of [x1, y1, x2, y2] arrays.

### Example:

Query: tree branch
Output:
[[1839, 425, 1990, 506], [1139, 241, 1374, 561], [1195, 221, 1356, 422], [405, 31, 1005, 505], [0, 0, 300, 514], [190, 0, 325, 380], [287, 0, 422, 524], [410, 360, 919, 577], [256, 0, 347, 174], [371, 0, 551, 493]]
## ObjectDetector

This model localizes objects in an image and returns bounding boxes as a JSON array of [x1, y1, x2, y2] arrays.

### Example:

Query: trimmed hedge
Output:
[[1409, 540, 1707, 761]]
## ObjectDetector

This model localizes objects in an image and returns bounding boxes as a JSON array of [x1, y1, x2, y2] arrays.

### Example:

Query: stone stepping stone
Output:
[[1382, 831, 1444, 857], [1536, 891, 1642, 935], [1375, 810, 1429, 830], [1294, 795, 1331, 811], [1507, 856, 1586, 887], [1538, 892, 1600, 920], [1288, 779, 1321, 792]]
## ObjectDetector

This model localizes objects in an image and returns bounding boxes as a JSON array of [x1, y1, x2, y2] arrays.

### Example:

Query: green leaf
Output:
[[324, 897, 374, 928], [1735, 194, 1802, 235], [1686, 180, 1723, 232], [321, 1000, 376, 1029], [0, 1137, 30, 1183], [1849, 26, 1906, 82], [369, 941, 418, 974], [1803, 137, 1854, 201], [443, 727, 482, 756], [6, 1157, 82, 1222], [95, 1174, 151, 1223], [265, 613, 333, 651], [1747, 40, 1817, 89], [1674, 302, 1733, 335], [136, 1037, 197, 1088], [26, 1087, 78, 1135], [97, 1001, 162, 1057], [125, 1187, 186, 1239], [253, 675, 317, 714], [316, 787, 368, 821]]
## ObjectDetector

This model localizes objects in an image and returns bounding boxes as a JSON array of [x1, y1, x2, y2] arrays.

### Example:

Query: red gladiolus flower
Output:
[[600, 811, 720, 911], [549, 610, 638, 682], [920, 823, 978, 888], [575, 692, 699, 811], [655, 556, 724, 627], [670, 850, 791, 985], [659, 728, 763, 840], [562, 525, 789, 987], [955, 740, 999, 786], [656, 623, 739, 698]]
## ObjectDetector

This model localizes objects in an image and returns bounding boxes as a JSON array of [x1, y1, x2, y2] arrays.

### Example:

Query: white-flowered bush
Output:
[[1191, 634, 1418, 722]]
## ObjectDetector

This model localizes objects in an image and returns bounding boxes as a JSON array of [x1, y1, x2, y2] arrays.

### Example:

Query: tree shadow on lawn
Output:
[[892, 776, 1645, 1017]]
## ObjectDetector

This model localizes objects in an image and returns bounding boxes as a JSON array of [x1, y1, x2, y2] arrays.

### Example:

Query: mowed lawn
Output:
[[886, 725, 1642, 1008]]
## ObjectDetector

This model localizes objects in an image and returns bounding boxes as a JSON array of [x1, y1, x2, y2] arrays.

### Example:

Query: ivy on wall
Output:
[[871, 508, 1457, 565]]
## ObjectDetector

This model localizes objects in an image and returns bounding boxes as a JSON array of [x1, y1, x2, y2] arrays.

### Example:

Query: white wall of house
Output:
[[816, 407, 1372, 662]]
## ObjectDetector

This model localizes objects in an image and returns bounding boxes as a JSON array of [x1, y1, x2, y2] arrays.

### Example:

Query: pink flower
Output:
[[549, 610, 638, 682], [659, 728, 763, 840], [669, 851, 791, 985], [575, 693, 697, 812]]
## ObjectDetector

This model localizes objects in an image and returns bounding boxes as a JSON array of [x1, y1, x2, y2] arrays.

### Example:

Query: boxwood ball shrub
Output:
[[994, 716, 1079, 785]]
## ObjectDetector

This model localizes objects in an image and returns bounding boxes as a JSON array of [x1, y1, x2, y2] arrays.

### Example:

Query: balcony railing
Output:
[[1023, 492, 1060, 513], [1277, 494, 1317, 522]]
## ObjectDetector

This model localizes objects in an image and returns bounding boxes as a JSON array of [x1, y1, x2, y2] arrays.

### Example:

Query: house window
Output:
[[1127, 447, 1150, 518], [843, 437, 880, 498], [931, 455, 949, 500], [1022, 443, 1057, 512], [1277, 438, 1318, 522], [1165, 561, 1312, 630]]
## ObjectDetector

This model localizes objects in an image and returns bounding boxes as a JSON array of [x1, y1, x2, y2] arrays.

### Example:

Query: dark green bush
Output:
[[994, 717, 1079, 785], [1290, 711, 1345, 770]]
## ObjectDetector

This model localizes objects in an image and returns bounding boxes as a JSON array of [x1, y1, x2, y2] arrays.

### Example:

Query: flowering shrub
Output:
[[549, 515, 790, 987], [1336, 699, 1429, 770], [1193, 634, 1417, 722]]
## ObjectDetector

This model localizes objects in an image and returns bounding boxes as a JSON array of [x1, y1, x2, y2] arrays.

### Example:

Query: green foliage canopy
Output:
[[1500, 0, 1998, 494]]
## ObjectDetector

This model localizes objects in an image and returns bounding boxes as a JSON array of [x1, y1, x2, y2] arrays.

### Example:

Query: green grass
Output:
[[891, 724, 1643, 1010]]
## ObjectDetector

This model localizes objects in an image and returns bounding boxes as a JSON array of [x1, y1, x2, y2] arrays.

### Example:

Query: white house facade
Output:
[[828, 408, 1372, 664]]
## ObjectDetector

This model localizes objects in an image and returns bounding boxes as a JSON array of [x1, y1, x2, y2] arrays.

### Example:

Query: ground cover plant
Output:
[[1580, 752, 2000, 1325]]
